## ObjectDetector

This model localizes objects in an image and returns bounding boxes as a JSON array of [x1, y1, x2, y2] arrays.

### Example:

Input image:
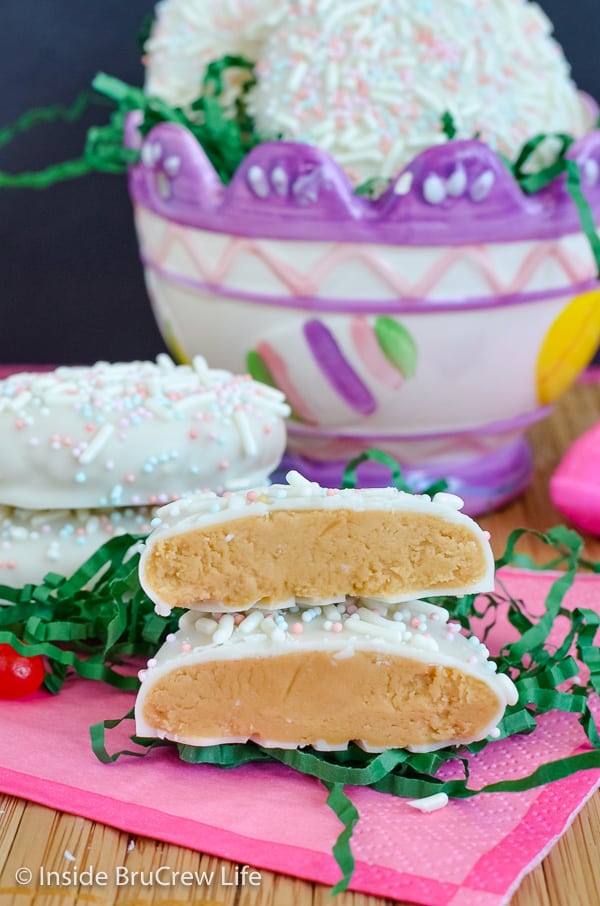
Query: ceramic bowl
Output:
[[126, 118, 600, 514]]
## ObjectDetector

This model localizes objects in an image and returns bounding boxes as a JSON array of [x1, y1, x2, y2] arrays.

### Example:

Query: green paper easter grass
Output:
[[0, 533, 181, 693]]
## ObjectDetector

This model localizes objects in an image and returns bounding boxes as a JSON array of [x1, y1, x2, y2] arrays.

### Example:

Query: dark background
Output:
[[0, 1, 598, 365]]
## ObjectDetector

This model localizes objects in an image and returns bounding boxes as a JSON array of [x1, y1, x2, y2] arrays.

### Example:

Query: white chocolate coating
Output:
[[0, 356, 289, 509], [139, 470, 495, 614], [0, 506, 153, 589], [135, 598, 518, 752]]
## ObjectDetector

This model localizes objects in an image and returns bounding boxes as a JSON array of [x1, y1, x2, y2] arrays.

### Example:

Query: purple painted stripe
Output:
[[303, 319, 377, 416], [140, 254, 596, 315], [286, 405, 553, 442]]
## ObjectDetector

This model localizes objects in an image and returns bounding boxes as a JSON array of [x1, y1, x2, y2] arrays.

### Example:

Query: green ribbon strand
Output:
[[324, 783, 360, 895]]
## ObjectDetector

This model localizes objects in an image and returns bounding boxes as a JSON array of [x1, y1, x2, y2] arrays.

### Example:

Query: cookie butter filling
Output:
[[135, 599, 517, 752], [140, 472, 494, 613]]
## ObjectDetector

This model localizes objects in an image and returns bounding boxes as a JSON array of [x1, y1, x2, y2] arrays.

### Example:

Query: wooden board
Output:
[[1, 381, 600, 906]]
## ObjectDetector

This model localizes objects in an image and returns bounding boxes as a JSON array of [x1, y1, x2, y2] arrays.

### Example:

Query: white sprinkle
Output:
[[213, 613, 235, 644], [78, 424, 115, 465], [239, 611, 264, 634], [63, 850, 77, 862], [432, 492, 464, 511], [407, 793, 449, 813], [233, 409, 258, 457], [194, 617, 219, 635]]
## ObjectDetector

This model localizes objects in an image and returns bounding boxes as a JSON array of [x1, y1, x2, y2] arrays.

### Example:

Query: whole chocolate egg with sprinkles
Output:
[[248, 0, 592, 183], [143, 0, 592, 185]]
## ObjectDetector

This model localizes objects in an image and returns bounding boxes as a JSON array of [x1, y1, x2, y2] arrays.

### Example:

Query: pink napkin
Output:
[[0, 566, 598, 906]]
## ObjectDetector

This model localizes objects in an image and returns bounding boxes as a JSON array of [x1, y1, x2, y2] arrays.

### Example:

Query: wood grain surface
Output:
[[1, 380, 600, 906]]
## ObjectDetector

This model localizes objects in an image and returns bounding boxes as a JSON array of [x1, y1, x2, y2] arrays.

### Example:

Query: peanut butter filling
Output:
[[143, 509, 487, 608], [142, 650, 501, 749]]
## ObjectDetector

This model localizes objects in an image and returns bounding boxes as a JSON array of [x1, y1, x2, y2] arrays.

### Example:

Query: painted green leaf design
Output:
[[374, 317, 418, 379], [246, 349, 277, 389]]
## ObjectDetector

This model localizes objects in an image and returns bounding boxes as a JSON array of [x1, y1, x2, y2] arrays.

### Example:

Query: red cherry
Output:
[[0, 644, 45, 699]]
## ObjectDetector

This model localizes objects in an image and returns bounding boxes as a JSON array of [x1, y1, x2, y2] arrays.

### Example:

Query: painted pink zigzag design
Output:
[[137, 207, 593, 301]]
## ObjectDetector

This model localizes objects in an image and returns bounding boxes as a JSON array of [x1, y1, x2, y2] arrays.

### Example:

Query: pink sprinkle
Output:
[[14, 419, 25, 430], [181, 642, 192, 653], [85, 423, 95, 432], [189, 428, 199, 440], [246, 491, 258, 502], [291, 623, 303, 635], [233, 613, 245, 625], [326, 488, 337, 496], [124, 473, 136, 484], [263, 425, 272, 435], [219, 460, 230, 470], [410, 617, 421, 629], [332, 622, 343, 633]]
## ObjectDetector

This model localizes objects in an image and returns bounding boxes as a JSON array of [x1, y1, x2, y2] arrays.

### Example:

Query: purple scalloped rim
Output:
[[125, 114, 600, 246]]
